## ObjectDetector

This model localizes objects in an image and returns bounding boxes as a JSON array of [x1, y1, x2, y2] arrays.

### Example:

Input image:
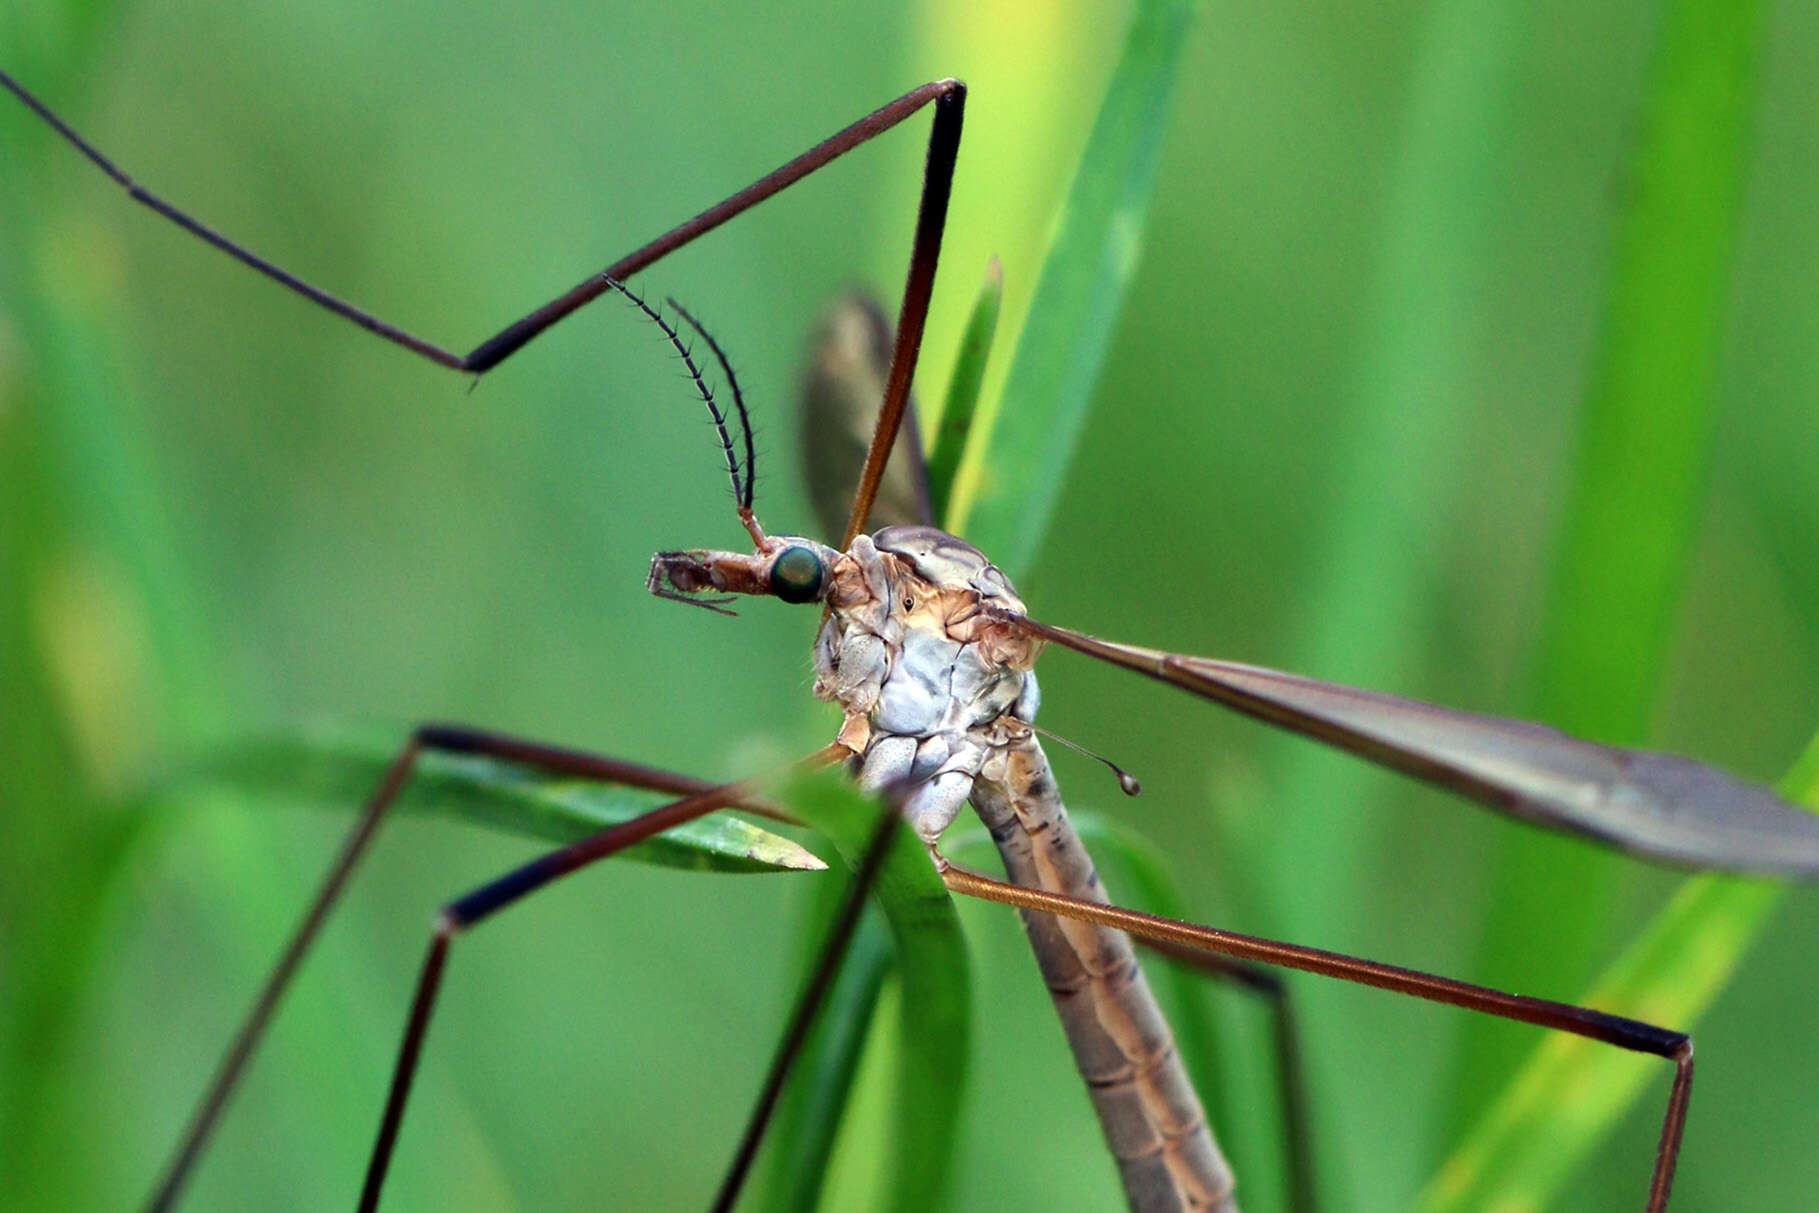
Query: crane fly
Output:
[[6, 43, 1818, 1213]]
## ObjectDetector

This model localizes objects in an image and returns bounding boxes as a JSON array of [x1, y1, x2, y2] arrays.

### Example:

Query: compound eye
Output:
[[770, 545, 826, 604]]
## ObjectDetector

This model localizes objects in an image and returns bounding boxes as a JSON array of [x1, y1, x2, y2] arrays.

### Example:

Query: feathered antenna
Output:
[[601, 276, 744, 508], [667, 297, 756, 511]]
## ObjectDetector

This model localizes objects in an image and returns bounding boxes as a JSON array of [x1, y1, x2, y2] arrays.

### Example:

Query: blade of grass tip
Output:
[[1420, 730, 1819, 1212], [942, 0, 1195, 580], [774, 771, 969, 1213], [927, 257, 1002, 527], [170, 727, 826, 874], [1446, 0, 1770, 1145]]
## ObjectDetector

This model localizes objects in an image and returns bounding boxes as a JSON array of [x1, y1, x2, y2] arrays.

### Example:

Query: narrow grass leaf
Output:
[[1, 17, 232, 1200], [750, 907, 893, 1213], [1441, 0, 1776, 1189], [927, 256, 1001, 526], [164, 726, 826, 874], [944, 0, 1195, 579], [775, 770, 969, 1213]]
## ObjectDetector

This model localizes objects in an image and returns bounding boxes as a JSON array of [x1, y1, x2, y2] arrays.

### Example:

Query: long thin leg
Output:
[[1140, 939, 1316, 1213], [708, 823, 1316, 1213], [359, 744, 848, 1211], [1, 69, 963, 375], [145, 723, 793, 1212], [839, 88, 964, 545], [940, 862, 1694, 1213], [711, 806, 902, 1213]]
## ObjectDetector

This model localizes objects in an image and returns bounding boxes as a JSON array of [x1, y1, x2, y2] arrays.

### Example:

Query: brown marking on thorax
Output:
[[832, 525, 1046, 672]]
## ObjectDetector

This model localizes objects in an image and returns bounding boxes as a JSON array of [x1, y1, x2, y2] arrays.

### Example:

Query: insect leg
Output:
[[358, 744, 848, 1211], [0, 69, 964, 377], [145, 724, 798, 1211], [837, 87, 963, 544], [711, 806, 901, 1213], [939, 862, 1693, 1213]]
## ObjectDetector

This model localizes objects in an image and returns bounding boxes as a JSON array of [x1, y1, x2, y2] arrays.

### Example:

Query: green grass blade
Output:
[[1421, 735, 1819, 1211], [927, 257, 1002, 527], [774, 771, 969, 1213], [750, 902, 892, 1213], [1231, 6, 1548, 1199], [164, 726, 826, 874], [1444, 0, 1771, 1158], [943, 0, 1195, 578], [1, 15, 235, 1200]]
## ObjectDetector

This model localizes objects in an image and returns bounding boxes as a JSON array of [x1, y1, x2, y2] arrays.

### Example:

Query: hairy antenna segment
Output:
[[600, 276, 745, 507], [668, 297, 757, 510]]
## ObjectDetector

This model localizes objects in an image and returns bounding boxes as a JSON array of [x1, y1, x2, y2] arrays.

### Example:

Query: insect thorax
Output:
[[814, 525, 1044, 844]]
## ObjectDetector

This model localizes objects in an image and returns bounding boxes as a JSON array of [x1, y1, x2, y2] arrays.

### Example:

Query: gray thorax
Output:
[[813, 527, 1041, 844]]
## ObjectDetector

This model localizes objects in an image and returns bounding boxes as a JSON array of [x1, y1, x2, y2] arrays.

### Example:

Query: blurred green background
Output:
[[3, 0, 1818, 1209]]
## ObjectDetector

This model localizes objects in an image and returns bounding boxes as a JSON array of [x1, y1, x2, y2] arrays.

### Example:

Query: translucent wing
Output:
[[800, 293, 933, 540], [1011, 614, 1819, 877]]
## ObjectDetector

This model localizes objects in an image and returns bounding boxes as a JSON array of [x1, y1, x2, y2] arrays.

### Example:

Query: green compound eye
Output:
[[770, 545, 826, 604]]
